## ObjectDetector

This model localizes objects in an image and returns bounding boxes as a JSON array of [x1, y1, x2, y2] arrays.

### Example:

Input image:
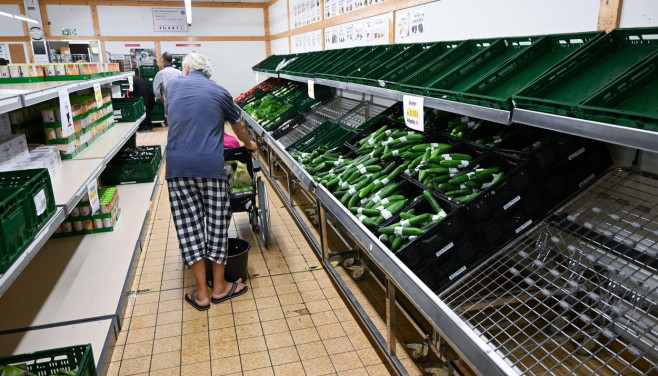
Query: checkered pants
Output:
[[167, 177, 232, 267]]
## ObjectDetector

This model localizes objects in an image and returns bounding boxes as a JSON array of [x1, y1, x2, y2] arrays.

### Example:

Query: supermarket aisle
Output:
[[102, 128, 395, 376]]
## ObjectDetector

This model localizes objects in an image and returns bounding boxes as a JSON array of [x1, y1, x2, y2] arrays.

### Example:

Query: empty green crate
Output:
[[327, 45, 399, 82], [0, 344, 96, 376], [457, 31, 604, 110], [399, 38, 500, 95], [376, 41, 464, 90], [0, 168, 56, 232], [112, 97, 145, 122], [138, 65, 159, 77], [101, 145, 162, 184], [579, 51, 658, 130], [353, 43, 436, 86], [0, 187, 31, 273], [514, 27, 658, 116], [284, 50, 346, 77], [253, 54, 293, 73], [426, 35, 543, 101], [344, 44, 410, 83], [314, 46, 378, 81], [312, 47, 375, 78]]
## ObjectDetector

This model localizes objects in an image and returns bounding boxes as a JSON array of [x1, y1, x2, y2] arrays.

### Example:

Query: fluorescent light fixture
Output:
[[0, 10, 38, 23], [13, 14, 38, 24], [184, 0, 192, 26]]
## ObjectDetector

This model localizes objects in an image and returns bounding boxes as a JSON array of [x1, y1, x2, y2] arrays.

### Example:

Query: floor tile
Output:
[[210, 338, 239, 359], [211, 355, 241, 374], [302, 356, 336, 376], [153, 336, 181, 355], [181, 345, 210, 365], [150, 350, 181, 371], [269, 345, 301, 366], [118, 356, 150, 375], [291, 327, 321, 345], [180, 361, 210, 376], [239, 335, 268, 354], [241, 350, 272, 371], [121, 341, 152, 360], [296, 340, 328, 360], [330, 351, 364, 372], [274, 361, 306, 376], [265, 331, 295, 349]]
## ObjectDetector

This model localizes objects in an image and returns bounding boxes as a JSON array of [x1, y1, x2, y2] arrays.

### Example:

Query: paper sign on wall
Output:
[[403, 95, 424, 132], [153, 8, 188, 32], [308, 80, 315, 99], [59, 88, 75, 138], [94, 83, 102, 108], [87, 179, 100, 215], [127, 75, 134, 92]]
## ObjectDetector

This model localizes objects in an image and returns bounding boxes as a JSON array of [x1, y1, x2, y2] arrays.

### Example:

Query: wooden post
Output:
[[264, 6, 271, 57], [90, 5, 101, 36], [388, 11, 395, 44], [597, 0, 623, 32]]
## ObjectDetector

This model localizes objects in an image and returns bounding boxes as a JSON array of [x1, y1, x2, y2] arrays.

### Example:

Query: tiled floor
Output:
[[102, 127, 398, 376]]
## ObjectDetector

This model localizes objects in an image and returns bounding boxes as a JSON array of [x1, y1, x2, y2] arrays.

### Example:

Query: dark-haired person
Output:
[[153, 51, 182, 124]]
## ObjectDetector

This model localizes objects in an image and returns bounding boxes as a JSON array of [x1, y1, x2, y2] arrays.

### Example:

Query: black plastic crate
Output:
[[271, 113, 306, 140]]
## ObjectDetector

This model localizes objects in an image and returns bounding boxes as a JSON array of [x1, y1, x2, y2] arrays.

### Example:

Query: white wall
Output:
[[0, 5, 25, 36], [159, 41, 266, 97], [269, 0, 289, 35], [103, 41, 156, 56], [271, 37, 290, 54], [395, 0, 600, 43], [46, 5, 94, 36], [97, 6, 264, 37], [620, 0, 658, 27]]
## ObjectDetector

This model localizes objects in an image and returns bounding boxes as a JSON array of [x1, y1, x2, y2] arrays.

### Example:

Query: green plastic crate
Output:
[[0, 344, 96, 376], [0, 168, 56, 232], [312, 47, 374, 78], [399, 38, 500, 95], [353, 43, 436, 86], [0, 187, 31, 273], [344, 44, 410, 83], [376, 41, 464, 90], [284, 50, 346, 77], [112, 97, 145, 122], [253, 54, 294, 73], [579, 51, 658, 130], [314, 46, 378, 81], [457, 31, 604, 110], [426, 35, 544, 100], [100, 145, 162, 185], [324, 45, 398, 82], [138, 65, 159, 77], [514, 27, 658, 116]]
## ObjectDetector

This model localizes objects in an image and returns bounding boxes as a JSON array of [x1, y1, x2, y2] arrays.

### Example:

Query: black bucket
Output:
[[205, 237, 250, 285]]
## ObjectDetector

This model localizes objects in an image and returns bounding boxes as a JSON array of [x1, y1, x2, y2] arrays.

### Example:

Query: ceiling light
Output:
[[0, 10, 14, 18], [184, 0, 192, 26], [13, 14, 38, 24]]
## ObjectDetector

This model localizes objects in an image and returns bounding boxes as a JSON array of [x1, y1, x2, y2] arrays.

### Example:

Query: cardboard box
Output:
[[0, 146, 62, 178], [0, 134, 29, 166]]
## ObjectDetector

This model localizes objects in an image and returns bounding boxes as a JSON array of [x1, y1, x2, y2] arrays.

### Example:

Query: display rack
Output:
[[242, 73, 658, 375], [0, 94, 22, 113]]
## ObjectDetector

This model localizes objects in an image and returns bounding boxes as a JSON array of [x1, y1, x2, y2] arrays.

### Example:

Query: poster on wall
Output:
[[365, 19, 373, 42], [373, 16, 386, 41], [324, 0, 332, 18], [345, 23, 354, 45], [396, 11, 409, 40], [152, 8, 188, 32], [410, 8, 425, 36], [338, 0, 346, 15], [354, 21, 364, 42]]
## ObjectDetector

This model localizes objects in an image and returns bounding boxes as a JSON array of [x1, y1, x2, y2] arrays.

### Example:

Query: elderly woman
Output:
[[165, 52, 257, 310]]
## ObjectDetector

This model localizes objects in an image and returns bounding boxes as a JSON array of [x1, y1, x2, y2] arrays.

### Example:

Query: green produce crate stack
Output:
[[112, 97, 145, 122], [0, 168, 56, 231], [351, 43, 435, 86], [514, 27, 658, 117], [0, 187, 31, 273], [101, 145, 162, 185], [0, 344, 96, 376]]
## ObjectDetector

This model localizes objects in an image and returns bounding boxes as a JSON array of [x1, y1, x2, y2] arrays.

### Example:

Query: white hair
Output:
[[182, 52, 213, 78]]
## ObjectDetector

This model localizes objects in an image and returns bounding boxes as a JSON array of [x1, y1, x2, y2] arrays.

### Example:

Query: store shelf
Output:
[[279, 73, 307, 83], [257, 71, 279, 78], [74, 116, 142, 161], [240, 106, 266, 136], [0, 73, 132, 108], [315, 78, 347, 90], [50, 117, 143, 213], [424, 96, 513, 125], [513, 108, 658, 153], [0, 208, 66, 297], [345, 82, 403, 101], [0, 318, 114, 369], [314, 185, 517, 376], [0, 181, 156, 331], [0, 94, 22, 113]]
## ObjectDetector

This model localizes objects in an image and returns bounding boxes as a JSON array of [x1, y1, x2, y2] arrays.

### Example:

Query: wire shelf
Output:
[[440, 168, 658, 376], [339, 101, 388, 129], [277, 113, 326, 148], [311, 97, 362, 121]]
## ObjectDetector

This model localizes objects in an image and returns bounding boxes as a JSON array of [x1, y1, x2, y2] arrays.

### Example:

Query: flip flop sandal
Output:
[[185, 290, 210, 311], [211, 283, 248, 304]]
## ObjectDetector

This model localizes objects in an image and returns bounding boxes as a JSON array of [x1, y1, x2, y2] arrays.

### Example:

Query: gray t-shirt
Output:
[[165, 71, 240, 180]]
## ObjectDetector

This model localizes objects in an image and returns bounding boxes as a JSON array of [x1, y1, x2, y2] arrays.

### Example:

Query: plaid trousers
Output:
[[167, 177, 232, 267]]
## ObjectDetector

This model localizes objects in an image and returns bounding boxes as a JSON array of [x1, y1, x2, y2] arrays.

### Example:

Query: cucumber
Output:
[[422, 190, 443, 213], [439, 183, 460, 191], [439, 159, 470, 168], [350, 207, 381, 216], [398, 213, 432, 227], [379, 226, 424, 236], [446, 187, 473, 197], [390, 236, 405, 252]]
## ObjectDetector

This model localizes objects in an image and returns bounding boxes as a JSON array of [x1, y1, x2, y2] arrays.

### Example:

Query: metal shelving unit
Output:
[[0, 94, 22, 113], [440, 168, 658, 375]]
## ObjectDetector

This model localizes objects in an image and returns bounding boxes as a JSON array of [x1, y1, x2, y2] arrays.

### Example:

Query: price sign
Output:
[[87, 179, 100, 215], [59, 88, 75, 138], [308, 79, 315, 99], [127, 75, 134, 92], [93, 83, 102, 108], [403, 94, 424, 132]]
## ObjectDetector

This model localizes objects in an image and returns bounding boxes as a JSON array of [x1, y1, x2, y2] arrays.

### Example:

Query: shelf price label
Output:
[[93, 83, 102, 108], [308, 79, 315, 99], [59, 88, 75, 138], [127, 75, 134, 92], [403, 94, 424, 132], [87, 179, 100, 215]]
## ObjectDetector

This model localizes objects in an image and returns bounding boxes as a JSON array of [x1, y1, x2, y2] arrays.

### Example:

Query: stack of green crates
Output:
[[100, 145, 163, 185], [0, 168, 56, 273], [112, 97, 145, 122], [0, 344, 96, 376]]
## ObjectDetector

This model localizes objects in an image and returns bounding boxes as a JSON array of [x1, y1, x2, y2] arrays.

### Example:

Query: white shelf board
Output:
[[0, 318, 113, 367], [50, 158, 104, 213], [0, 209, 66, 297], [0, 182, 155, 331], [0, 94, 22, 114], [74, 118, 142, 161]]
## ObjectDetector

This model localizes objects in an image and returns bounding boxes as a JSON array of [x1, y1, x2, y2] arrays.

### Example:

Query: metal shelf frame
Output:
[[0, 94, 22, 114]]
